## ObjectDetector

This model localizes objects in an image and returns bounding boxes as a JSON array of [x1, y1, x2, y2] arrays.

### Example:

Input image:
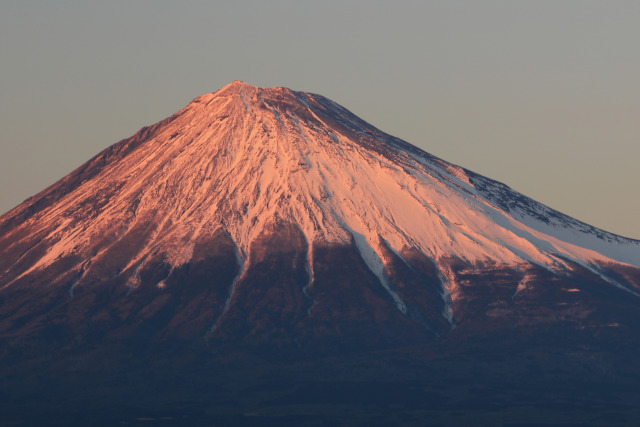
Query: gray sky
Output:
[[1, 1, 639, 238]]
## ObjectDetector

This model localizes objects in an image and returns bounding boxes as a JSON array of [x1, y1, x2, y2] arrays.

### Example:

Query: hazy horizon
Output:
[[1, 1, 639, 239]]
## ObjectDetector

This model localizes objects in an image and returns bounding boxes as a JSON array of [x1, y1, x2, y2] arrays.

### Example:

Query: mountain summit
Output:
[[2, 82, 640, 424], [1, 80, 640, 345]]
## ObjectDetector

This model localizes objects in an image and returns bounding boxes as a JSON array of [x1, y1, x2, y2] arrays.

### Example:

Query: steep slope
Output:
[[1, 81, 639, 350]]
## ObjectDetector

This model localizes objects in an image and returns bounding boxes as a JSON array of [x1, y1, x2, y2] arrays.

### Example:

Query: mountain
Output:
[[2, 81, 640, 425]]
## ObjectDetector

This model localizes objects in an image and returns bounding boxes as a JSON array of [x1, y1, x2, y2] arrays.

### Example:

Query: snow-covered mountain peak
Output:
[[5, 82, 640, 426], [2, 82, 640, 306], [192, 80, 299, 108]]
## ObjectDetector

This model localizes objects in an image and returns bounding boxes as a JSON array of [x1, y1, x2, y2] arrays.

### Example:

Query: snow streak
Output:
[[209, 238, 247, 335]]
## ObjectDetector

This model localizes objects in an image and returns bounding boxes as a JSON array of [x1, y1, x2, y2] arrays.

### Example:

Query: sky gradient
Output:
[[1, 1, 639, 238]]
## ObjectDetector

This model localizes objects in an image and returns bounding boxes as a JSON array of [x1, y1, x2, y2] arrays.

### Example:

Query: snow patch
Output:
[[435, 263, 456, 327]]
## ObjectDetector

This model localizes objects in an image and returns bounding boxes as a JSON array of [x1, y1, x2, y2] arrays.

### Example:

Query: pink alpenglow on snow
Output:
[[2, 81, 640, 317]]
